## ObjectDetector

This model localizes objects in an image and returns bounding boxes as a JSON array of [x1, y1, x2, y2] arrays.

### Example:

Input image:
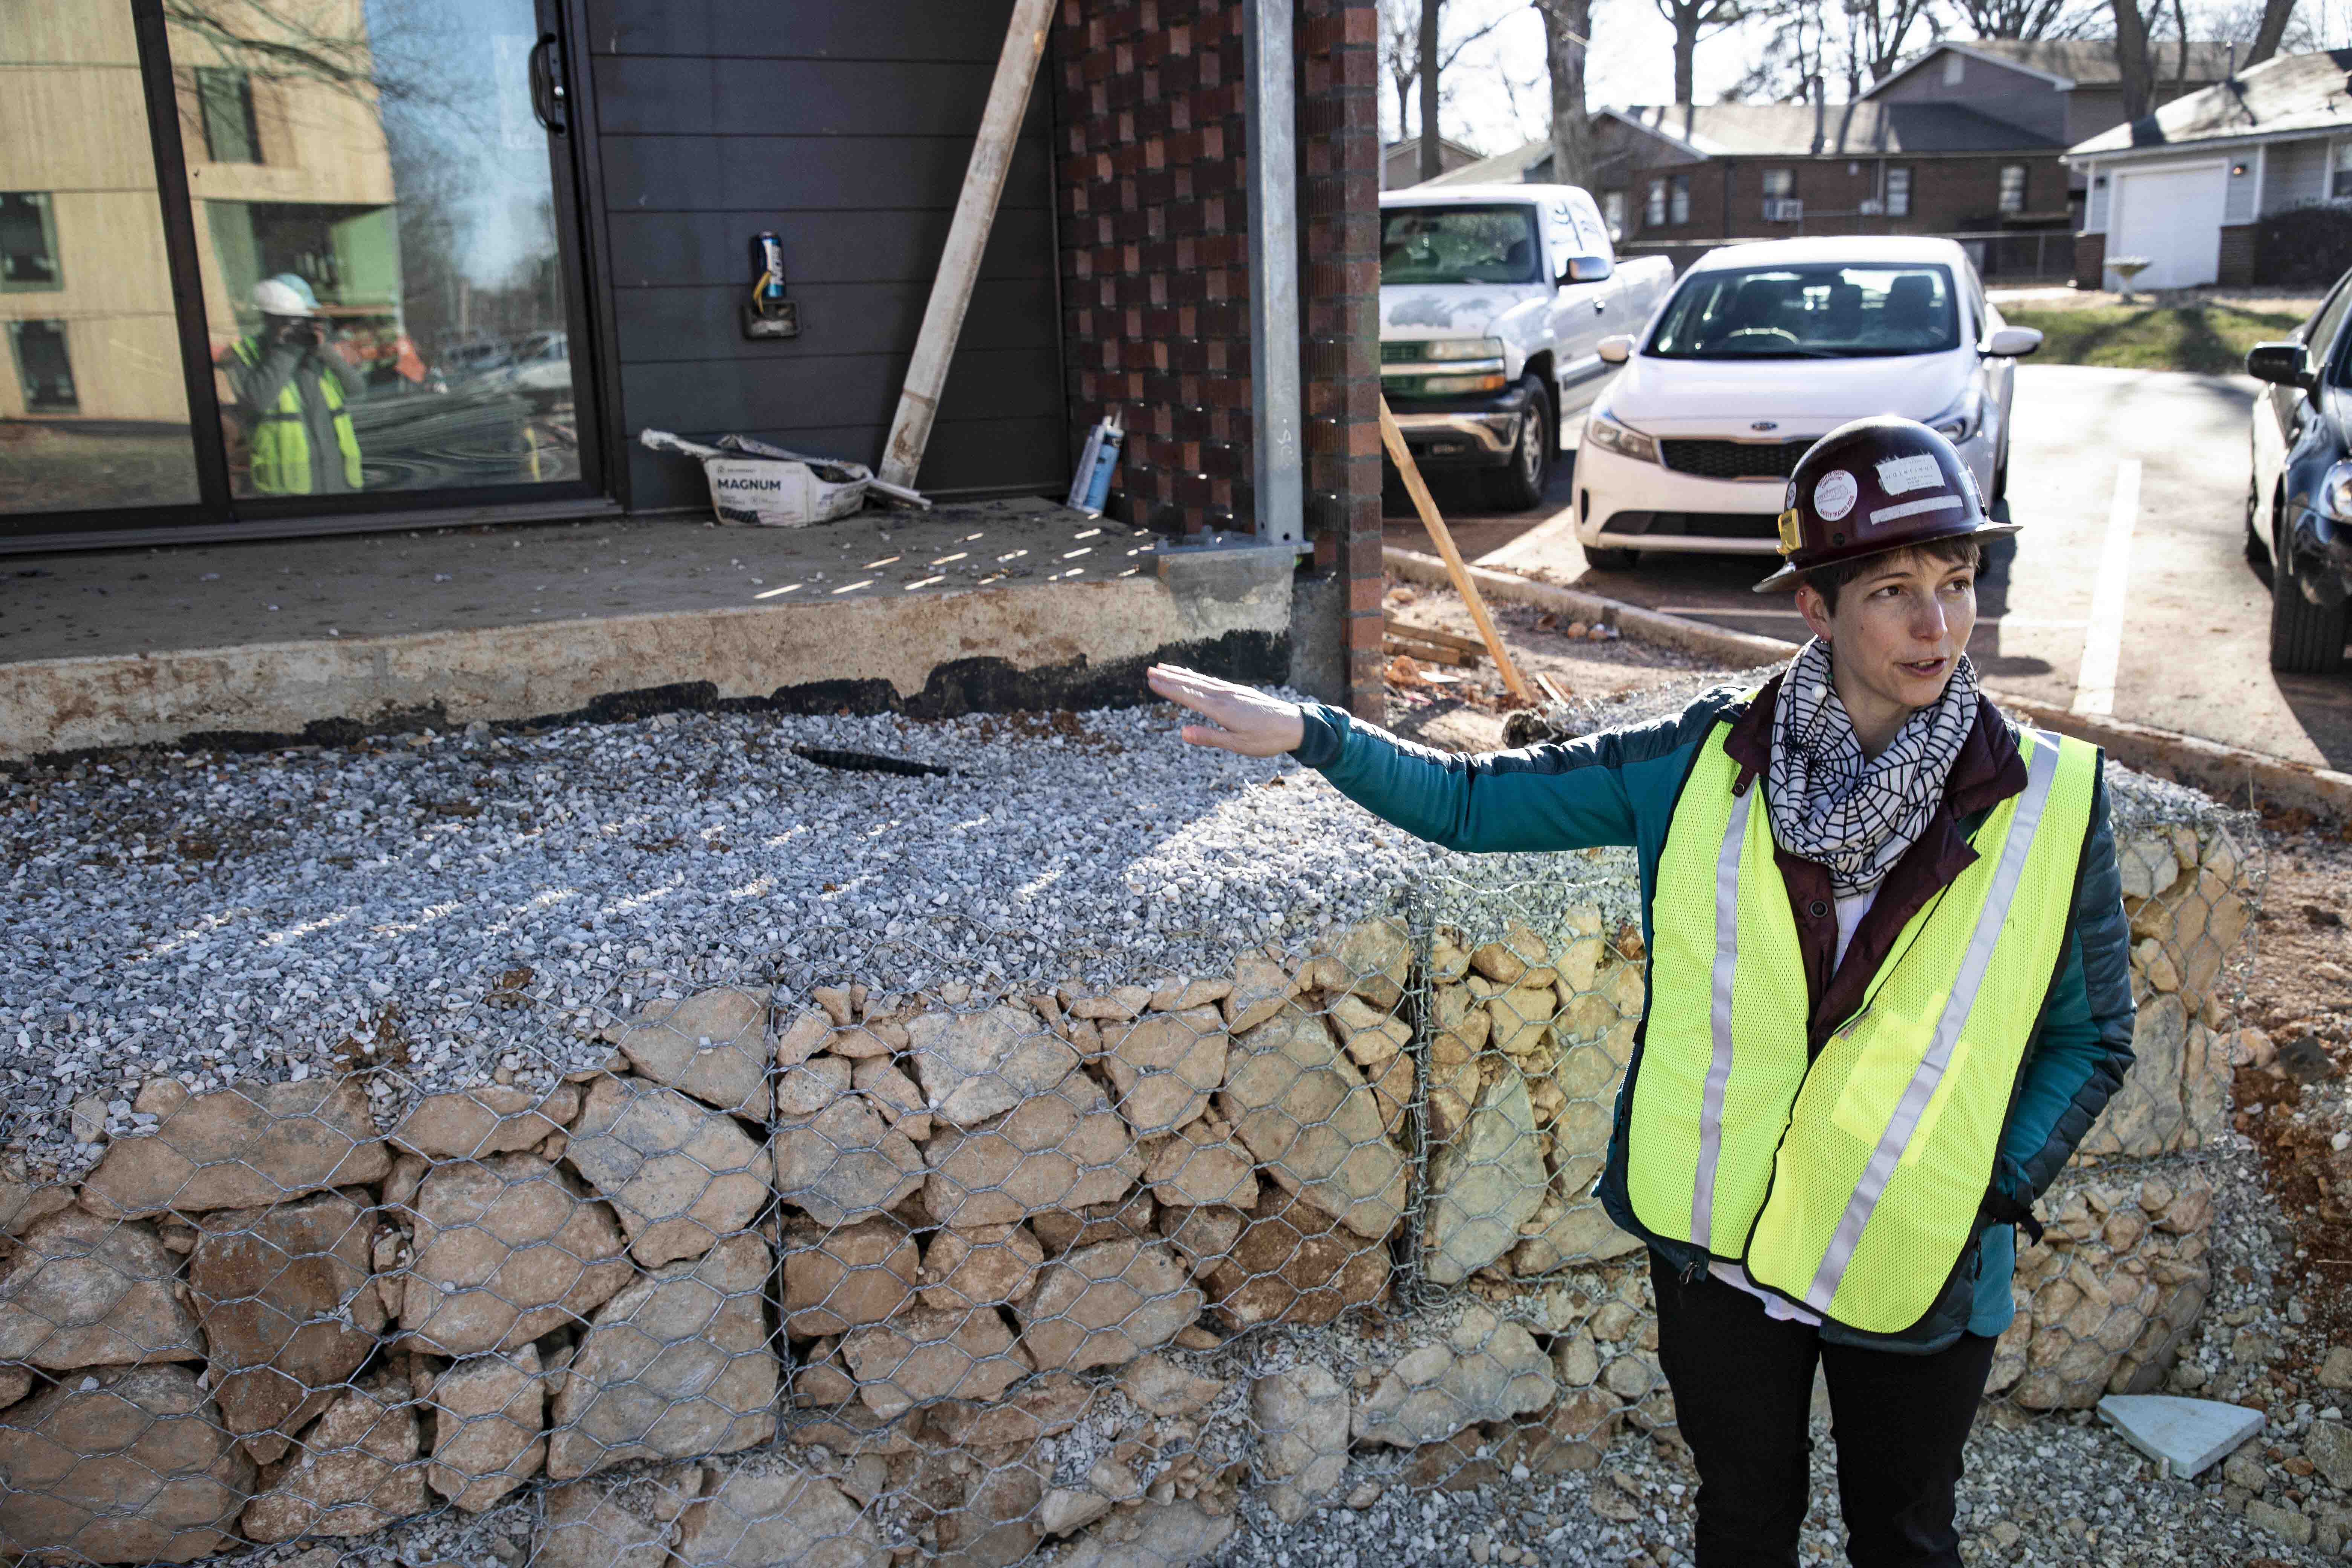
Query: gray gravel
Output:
[[0, 698, 1629, 1171]]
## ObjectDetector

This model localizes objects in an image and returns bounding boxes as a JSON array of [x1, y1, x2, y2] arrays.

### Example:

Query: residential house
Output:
[[1591, 102, 2069, 274], [1863, 38, 2237, 219], [1381, 134, 1482, 188], [2068, 49, 2352, 290]]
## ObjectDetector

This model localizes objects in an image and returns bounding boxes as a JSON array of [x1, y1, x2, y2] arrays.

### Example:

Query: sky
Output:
[[1394, 0, 2352, 158]]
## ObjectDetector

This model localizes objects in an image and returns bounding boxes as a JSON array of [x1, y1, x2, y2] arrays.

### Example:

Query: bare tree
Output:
[[1420, 0, 1444, 179], [1529, 0, 1596, 190], [1842, 0, 1938, 94], [2110, 0, 2158, 118], [1381, 0, 1512, 179], [1952, 0, 2102, 39], [1657, 0, 1747, 104], [2245, 0, 2298, 64]]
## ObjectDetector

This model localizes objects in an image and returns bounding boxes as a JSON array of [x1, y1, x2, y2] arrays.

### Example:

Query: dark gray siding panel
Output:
[[589, 0, 1064, 503]]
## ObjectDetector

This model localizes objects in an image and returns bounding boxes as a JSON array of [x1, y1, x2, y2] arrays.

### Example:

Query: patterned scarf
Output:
[[1765, 637, 1978, 897]]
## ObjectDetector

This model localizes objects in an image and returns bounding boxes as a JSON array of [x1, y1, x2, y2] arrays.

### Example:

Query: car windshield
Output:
[[1646, 263, 1962, 358], [1381, 205, 1544, 286]]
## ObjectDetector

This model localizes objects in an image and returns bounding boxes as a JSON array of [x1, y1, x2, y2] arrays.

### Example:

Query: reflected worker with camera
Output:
[[218, 273, 365, 496]]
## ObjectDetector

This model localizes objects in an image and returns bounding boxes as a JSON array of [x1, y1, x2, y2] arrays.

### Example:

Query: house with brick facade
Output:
[[2068, 49, 2352, 291]]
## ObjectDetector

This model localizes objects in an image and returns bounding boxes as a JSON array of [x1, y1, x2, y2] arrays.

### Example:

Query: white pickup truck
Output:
[[1380, 183, 1674, 510]]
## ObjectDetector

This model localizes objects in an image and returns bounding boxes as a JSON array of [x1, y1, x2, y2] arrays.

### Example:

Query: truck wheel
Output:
[[1483, 377, 1553, 511], [2270, 535, 2347, 674], [1582, 547, 1638, 571]]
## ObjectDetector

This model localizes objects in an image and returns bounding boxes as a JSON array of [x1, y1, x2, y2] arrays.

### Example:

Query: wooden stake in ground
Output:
[[1376, 396, 1531, 702], [879, 0, 1054, 489]]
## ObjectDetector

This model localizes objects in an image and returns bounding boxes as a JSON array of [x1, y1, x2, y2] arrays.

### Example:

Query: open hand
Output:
[[1146, 665, 1304, 757]]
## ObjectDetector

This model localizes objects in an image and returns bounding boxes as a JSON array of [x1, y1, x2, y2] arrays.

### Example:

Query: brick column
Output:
[[1296, 0, 1384, 721]]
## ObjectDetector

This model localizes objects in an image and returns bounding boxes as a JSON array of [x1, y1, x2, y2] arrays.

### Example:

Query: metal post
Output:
[[1242, 0, 1303, 545]]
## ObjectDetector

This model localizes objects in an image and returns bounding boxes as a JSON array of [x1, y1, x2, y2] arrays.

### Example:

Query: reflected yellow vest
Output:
[[1627, 718, 2097, 1335], [233, 338, 362, 495]]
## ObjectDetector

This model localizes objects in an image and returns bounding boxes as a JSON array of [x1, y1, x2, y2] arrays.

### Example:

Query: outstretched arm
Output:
[[1146, 664, 1654, 854]]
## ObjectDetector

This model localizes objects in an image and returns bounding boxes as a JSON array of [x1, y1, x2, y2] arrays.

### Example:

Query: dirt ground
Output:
[[2232, 819, 2352, 1379], [1374, 577, 1735, 752]]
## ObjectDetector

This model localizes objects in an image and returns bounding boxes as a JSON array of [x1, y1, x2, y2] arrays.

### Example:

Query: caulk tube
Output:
[[1080, 409, 1124, 515], [1067, 417, 1109, 511]]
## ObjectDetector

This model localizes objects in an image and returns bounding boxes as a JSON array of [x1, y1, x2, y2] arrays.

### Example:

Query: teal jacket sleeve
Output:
[[1988, 761, 2137, 1218]]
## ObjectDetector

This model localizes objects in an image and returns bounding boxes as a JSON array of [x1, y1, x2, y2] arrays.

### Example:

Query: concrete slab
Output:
[[2096, 1393, 2264, 1480], [0, 502, 1301, 760]]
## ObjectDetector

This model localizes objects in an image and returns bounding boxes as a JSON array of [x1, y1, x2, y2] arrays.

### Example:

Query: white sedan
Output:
[[1572, 236, 2041, 571]]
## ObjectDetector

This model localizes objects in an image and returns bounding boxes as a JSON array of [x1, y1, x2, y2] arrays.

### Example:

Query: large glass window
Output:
[[1647, 263, 1961, 360], [168, 0, 583, 500], [1886, 166, 1913, 218], [1, 4, 204, 516], [2331, 139, 2352, 200], [0, 194, 63, 291], [1380, 204, 1545, 285]]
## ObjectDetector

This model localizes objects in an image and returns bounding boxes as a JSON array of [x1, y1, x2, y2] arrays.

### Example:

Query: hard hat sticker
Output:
[[1867, 495, 1963, 526], [1876, 454, 1944, 495], [1813, 470, 1859, 522]]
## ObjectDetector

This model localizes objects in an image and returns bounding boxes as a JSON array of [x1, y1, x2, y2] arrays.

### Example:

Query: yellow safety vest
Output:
[[232, 337, 362, 495], [1626, 717, 2097, 1335]]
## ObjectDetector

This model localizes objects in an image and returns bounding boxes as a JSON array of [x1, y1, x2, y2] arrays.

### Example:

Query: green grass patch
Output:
[[2000, 303, 2307, 375]]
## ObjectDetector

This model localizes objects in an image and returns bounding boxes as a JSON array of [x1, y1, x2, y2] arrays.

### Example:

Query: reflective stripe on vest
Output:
[[1628, 718, 2098, 1335], [233, 337, 362, 494]]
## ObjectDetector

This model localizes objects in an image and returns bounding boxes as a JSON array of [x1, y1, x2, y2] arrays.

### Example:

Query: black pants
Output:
[[1649, 1254, 2000, 1568]]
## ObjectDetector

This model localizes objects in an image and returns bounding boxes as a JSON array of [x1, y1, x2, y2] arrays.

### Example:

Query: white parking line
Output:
[[2072, 459, 2142, 717]]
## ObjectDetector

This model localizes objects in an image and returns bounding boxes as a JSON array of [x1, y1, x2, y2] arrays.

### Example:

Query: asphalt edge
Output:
[[1383, 543, 2352, 821]]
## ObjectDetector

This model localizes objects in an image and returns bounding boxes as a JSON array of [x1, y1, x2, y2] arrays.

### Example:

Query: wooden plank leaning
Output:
[[1375, 395, 1531, 702]]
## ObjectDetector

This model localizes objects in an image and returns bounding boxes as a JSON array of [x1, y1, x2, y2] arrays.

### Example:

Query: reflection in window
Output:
[[8, 321, 78, 412], [0, 195, 63, 292], [2, 3, 202, 519], [196, 67, 262, 163], [169, 0, 583, 500], [1999, 164, 2027, 214]]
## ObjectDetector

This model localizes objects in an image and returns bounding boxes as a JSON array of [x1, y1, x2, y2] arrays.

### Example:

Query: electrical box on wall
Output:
[[743, 231, 800, 340]]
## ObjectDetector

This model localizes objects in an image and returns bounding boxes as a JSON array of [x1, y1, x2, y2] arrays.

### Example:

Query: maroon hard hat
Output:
[[1753, 415, 2017, 593]]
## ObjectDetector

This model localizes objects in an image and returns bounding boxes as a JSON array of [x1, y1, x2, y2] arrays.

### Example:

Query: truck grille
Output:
[[1659, 439, 1811, 481]]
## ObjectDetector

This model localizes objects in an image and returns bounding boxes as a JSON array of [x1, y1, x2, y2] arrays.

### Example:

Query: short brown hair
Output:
[[1802, 536, 1982, 615]]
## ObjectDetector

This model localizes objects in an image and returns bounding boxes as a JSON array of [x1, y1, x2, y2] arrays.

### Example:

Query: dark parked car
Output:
[[2248, 268, 2352, 672]]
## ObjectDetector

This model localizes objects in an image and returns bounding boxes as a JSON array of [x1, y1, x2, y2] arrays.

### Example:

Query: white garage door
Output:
[[2110, 162, 2228, 291]]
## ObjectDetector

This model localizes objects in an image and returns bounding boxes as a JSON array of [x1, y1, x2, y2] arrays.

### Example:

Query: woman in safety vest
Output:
[[1147, 415, 2133, 1568]]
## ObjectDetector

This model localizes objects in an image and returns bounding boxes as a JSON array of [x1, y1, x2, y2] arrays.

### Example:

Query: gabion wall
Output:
[[0, 782, 2256, 1567]]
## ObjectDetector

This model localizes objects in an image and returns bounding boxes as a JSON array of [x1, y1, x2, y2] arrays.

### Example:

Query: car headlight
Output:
[[1927, 387, 1984, 443], [2323, 461, 2352, 521], [1423, 336, 1507, 362], [1584, 409, 1658, 464]]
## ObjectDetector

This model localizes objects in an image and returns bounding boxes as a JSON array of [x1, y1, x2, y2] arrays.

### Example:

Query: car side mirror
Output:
[[1597, 334, 1634, 365], [2246, 340, 2316, 389], [1984, 326, 2042, 358], [1561, 254, 1613, 285]]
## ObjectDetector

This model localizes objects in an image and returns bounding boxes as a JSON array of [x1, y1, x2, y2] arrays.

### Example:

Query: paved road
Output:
[[1387, 364, 2352, 774]]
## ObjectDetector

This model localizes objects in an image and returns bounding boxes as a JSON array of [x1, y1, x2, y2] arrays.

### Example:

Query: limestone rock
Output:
[[1331, 917, 1412, 1010], [546, 1233, 779, 1478], [1101, 1006, 1229, 1136], [1020, 1239, 1202, 1372], [776, 1056, 854, 1118], [1510, 1197, 1645, 1274], [1055, 1497, 1234, 1568], [1204, 1191, 1388, 1328], [80, 1078, 389, 1219], [0, 1365, 29, 1410], [1032, 1190, 1156, 1257], [1156, 1205, 1246, 1272], [841, 1305, 1031, 1418], [2116, 836, 2181, 902], [188, 1190, 383, 1463], [0, 1175, 70, 1244], [1218, 1004, 1407, 1241], [782, 1217, 920, 1336], [1040, 1487, 1111, 1538], [918, 1224, 1044, 1311], [2308, 1419, 2352, 1491], [676, 1467, 887, 1568], [923, 1371, 1093, 1447], [1254, 1363, 1349, 1524], [400, 1153, 632, 1357], [390, 1084, 581, 1159], [0, 1208, 201, 1370], [1423, 1072, 1549, 1285], [537, 1481, 673, 1568], [0, 1364, 254, 1562], [1325, 994, 1412, 1069], [1487, 983, 1561, 1060], [1223, 952, 1292, 1034], [1120, 1354, 1223, 1416], [906, 1004, 1078, 1128], [777, 1009, 832, 1069], [241, 1377, 429, 1542], [1144, 1123, 1260, 1210], [923, 1077, 1144, 1228], [567, 1076, 772, 1266], [424, 1345, 545, 1512], [852, 1058, 929, 1132], [2319, 1344, 2352, 1391], [775, 1096, 928, 1229], [1471, 924, 1551, 986], [1352, 1306, 1555, 1447], [615, 986, 772, 1116], [1150, 977, 1233, 1013]]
